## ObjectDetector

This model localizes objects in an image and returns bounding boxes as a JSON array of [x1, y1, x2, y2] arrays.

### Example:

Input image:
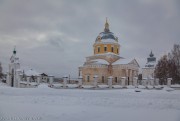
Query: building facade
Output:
[[6, 48, 21, 87], [79, 19, 139, 85], [142, 51, 157, 79], [6, 48, 54, 88]]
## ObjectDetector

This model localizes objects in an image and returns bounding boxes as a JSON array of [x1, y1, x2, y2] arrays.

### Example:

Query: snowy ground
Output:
[[0, 83, 180, 121]]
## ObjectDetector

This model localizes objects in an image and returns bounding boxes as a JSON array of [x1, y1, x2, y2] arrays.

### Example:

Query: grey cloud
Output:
[[0, 0, 179, 77]]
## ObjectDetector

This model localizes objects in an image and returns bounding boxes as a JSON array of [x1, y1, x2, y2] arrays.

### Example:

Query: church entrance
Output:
[[102, 76, 104, 83], [115, 77, 118, 83]]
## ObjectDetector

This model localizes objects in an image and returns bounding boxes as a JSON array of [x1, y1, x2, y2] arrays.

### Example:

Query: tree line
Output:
[[155, 44, 180, 84]]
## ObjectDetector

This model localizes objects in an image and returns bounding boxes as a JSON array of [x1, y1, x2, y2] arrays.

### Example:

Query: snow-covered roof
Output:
[[112, 58, 140, 67], [112, 58, 132, 65], [95, 52, 119, 56], [145, 61, 157, 68], [95, 31, 118, 44], [86, 52, 122, 64], [97, 39, 118, 44], [25, 69, 40, 76], [87, 59, 109, 65]]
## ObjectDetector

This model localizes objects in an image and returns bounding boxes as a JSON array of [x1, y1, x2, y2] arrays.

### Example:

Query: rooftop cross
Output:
[[104, 17, 110, 32]]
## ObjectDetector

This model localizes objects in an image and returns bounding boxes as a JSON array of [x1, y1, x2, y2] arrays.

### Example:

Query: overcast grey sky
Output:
[[0, 0, 179, 77]]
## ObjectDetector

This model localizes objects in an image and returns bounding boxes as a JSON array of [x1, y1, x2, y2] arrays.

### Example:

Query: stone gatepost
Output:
[[121, 77, 126, 88], [17, 74, 22, 88], [108, 76, 113, 89], [78, 76, 83, 88], [167, 78, 172, 87], [37, 76, 41, 85], [133, 77, 138, 88], [150, 78, 154, 86], [63, 75, 68, 88], [142, 78, 147, 87], [49, 75, 54, 86], [155, 78, 159, 86], [147, 77, 151, 86], [6, 72, 10, 86], [93, 75, 98, 88], [27, 76, 30, 88]]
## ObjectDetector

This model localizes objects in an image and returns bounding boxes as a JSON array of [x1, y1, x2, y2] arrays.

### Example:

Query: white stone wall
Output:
[[142, 67, 155, 79]]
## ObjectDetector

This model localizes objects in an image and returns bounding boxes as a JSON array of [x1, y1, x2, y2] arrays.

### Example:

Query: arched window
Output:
[[98, 47, 100, 53], [111, 47, 114, 52], [115, 77, 118, 83], [104, 47, 107, 52], [102, 76, 104, 83], [87, 75, 90, 82]]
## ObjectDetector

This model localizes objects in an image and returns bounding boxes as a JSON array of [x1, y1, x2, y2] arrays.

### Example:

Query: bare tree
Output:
[[0, 62, 3, 79], [170, 44, 180, 83], [155, 44, 180, 84]]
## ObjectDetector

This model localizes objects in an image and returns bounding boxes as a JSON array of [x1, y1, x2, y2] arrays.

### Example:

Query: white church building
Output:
[[142, 51, 157, 79], [6, 48, 54, 88]]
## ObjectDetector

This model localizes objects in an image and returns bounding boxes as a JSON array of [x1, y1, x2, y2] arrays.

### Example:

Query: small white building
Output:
[[40, 73, 49, 83], [142, 51, 157, 79], [6, 48, 21, 87], [6, 48, 54, 88]]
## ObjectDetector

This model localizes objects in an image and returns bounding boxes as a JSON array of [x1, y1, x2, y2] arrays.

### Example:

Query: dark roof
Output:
[[41, 73, 48, 76]]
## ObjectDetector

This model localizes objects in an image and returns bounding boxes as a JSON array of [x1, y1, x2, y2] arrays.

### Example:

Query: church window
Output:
[[104, 47, 107, 52], [98, 47, 100, 53], [111, 47, 114, 52], [115, 77, 118, 83], [117, 48, 119, 53], [87, 75, 90, 82]]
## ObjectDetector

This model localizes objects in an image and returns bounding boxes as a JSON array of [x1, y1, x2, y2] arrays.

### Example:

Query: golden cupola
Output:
[[93, 18, 120, 56], [86, 18, 121, 65]]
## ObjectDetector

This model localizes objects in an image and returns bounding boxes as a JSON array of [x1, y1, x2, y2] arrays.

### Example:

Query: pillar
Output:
[[155, 78, 159, 85], [49, 75, 54, 86], [167, 78, 172, 87], [27, 76, 30, 88], [17, 74, 22, 88], [37, 76, 41, 85], [108, 76, 113, 88], [142, 78, 147, 87], [129, 70, 132, 85], [150, 78, 154, 86], [78, 76, 83, 88], [126, 70, 128, 76], [63, 75, 68, 88], [133, 77, 138, 87], [121, 77, 126, 88], [6, 72, 10, 86], [93, 75, 98, 88]]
